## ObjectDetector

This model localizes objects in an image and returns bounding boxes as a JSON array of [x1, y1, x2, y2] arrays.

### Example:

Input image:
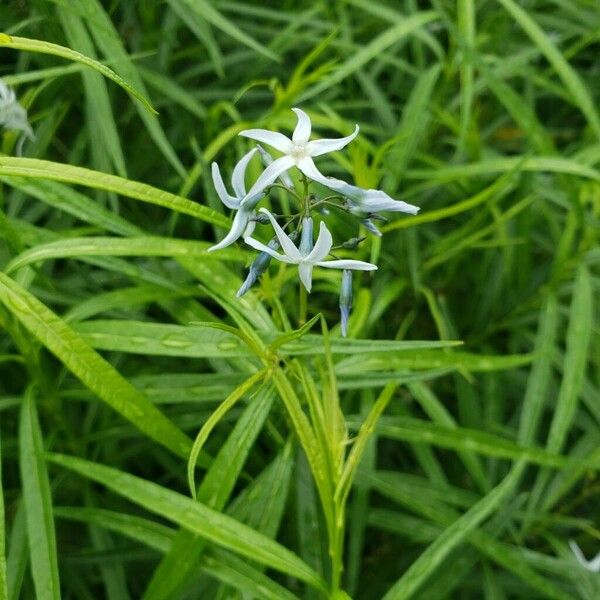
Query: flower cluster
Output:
[[209, 108, 419, 335], [0, 79, 35, 154]]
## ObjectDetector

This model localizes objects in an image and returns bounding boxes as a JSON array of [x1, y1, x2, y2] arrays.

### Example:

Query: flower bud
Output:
[[341, 236, 365, 250], [299, 217, 313, 255], [361, 218, 382, 237], [236, 238, 279, 297], [339, 269, 353, 337]]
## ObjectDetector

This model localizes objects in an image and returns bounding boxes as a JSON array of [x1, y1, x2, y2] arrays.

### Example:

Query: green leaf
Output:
[[336, 350, 531, 374], [385, 63, 441, 187], [174, 0, 279, 62], [546, 267, 593, 453], [6, 501, 27, 600], [188, 371, 267, 499], [47, 453, 327, 593], [456, 0, 475, 154], [0, 157, 229, 227], [3, 179, 141, 236], [518, 294, 559, 445], [352, 416, 587, 469], [382, 461, 526, 599], [143, 384, 276, 599], [0, 430, 7, 600], [405, 156, 600, 184], [300, 11, 438, 101], [54, 506, 299, 600], [0, 34, 156, 114], [5, 236, 245, 273], [19, 390, 61, 600], [71, 0, 186, 177], [496, 0, 600, 140], [0, 272, 192, 458], [383, 170, 516, 233], [57, 8, 128, 177], [70, 319, 459, 359], [54, 506, 174, 553]]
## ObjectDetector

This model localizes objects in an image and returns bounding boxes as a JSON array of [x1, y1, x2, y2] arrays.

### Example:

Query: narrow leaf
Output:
[[19, 390, 61, 600], [47, 453, 327, 593]]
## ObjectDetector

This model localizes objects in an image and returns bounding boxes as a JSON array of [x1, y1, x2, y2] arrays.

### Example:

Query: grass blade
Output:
[[496, 0, 600, 140], [0, 157, 228, 227], [47, 453, 327, 593], [5, 236, 245, 273], [300, 11, 438, 101], [546, 267, 593, 453], [0, 431, 7, 600], [382, 461, 526, 599], [188, 370, 266, 499], [19, 389, 61, 600], [0, 272, 192, 458], [0, 34, 156, 114]]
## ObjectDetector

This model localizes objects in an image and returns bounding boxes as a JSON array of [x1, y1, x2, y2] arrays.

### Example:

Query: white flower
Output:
[[329, 180, 419, 215], [569, 540, 600, 572], [244, 208, 377, 293], [208, 148, 263, 252], [239, 108, 359, 203], [0, 79, 35, 148]]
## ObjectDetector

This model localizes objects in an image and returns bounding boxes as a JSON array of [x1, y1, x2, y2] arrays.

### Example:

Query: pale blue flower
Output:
[[208, 148, 264, 252], [244, 208, 377, 293], [316, 177, 420, 216], [239, 108, 359, 202]]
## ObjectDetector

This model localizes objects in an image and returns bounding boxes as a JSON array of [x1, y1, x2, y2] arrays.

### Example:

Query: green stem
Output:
[[299, 283, 307, 326]]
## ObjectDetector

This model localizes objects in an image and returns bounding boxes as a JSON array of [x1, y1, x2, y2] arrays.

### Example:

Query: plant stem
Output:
[[299, 284, 307, 326]]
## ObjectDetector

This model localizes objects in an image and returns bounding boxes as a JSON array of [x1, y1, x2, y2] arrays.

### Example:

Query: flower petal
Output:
[[291, 108, 311, 144], [242, 155, 295, 203], [239, 128, 292, 153], [231, 148, 258, 198], [211, 162, 240, 209], [258, 208, 302, 261], [208, 209, 250, 252], [306, 221, 333, 263], [296, 157, 331, 186], [316, 259, 377, 271], [257, 144, 294, 188], [243, 236, 294, 263], [298, 262, 314, 293], [306, 124, 359, 157]]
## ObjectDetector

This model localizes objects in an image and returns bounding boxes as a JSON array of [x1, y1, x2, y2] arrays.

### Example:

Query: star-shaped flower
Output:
[[208, 148, 263, 252], [239, 108, 359, 202], [244, 208, 377, 292]]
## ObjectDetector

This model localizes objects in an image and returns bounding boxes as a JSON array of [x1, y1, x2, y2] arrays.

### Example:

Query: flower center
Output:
[[289, 143, 308, 161]]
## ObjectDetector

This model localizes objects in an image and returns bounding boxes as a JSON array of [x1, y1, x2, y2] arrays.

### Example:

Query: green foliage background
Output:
[[0, 0, 599, 598]]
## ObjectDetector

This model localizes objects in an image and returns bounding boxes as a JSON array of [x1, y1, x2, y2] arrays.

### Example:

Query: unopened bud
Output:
[[339, 270, 353, 337], [361, 218, 382, 237], [299, 217, 313, 255], [236, 238, 279, 297], [341, 236, 365, 250]]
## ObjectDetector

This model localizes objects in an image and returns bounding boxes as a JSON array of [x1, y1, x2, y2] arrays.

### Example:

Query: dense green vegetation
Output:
[[0, 1, 598, 598]]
